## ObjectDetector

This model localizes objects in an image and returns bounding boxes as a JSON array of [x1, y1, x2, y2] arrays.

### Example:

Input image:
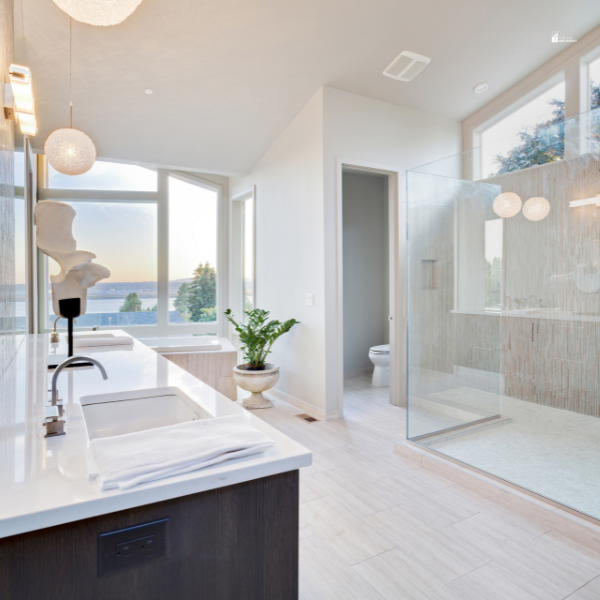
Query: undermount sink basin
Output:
[[80, 387, 211, 440]]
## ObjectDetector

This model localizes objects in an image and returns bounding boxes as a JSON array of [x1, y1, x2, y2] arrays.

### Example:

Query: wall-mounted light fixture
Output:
[[3, 64, 37, 136], [569, 195, 600, 208]]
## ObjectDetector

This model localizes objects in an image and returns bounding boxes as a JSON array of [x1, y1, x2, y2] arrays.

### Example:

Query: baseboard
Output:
[[395, 440, 600, 553], [344, 368, 373, 379], [264, 388, 327, 421]]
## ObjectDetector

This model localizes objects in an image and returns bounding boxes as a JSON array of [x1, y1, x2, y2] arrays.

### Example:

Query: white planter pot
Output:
[[233, 363, 279, 410]]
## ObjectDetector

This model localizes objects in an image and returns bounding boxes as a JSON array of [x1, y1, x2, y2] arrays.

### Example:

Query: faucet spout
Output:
[[51, 355, 108, 406]]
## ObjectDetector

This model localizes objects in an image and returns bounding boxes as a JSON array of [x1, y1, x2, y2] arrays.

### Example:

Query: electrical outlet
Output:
[[306, 293, 314, 306], [98, 518, 168, 577]]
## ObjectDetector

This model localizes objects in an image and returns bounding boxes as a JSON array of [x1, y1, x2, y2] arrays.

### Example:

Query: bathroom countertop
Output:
[[0, 331, 311, 539]]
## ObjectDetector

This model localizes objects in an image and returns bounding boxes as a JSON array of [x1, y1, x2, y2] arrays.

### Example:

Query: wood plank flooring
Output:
[[249, 375, 600, 600]]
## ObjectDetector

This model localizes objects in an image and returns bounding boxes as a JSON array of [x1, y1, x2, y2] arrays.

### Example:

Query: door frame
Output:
[[335, 157, 406, 416]]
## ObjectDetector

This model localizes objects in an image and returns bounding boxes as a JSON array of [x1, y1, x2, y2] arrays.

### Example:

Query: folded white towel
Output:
[[88, 415, 275, 491], [74, 336, 133, 348]]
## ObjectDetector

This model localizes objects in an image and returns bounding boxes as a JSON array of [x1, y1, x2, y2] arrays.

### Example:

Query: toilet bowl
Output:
[[369, 344, 390, 387]]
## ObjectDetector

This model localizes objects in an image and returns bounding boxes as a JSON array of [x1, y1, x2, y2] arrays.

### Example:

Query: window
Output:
[[243, 197, 255, 311], [479, 80, 565, 178], [39, 161, 223, 336], [14, 151, 26, 333], [45, 202, 158, 329], [169, 176, 218, 324], [590, 55, 600, 109], [485, 218, 503, 310], [230, 189, 255, 320], [48, 160, 157, 191]]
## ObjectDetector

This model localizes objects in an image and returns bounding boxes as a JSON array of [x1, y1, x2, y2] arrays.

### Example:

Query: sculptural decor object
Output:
[[34, 199, 110, 329]]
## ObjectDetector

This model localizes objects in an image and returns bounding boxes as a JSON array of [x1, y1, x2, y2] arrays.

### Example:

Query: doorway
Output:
[[341, 166, 395, 409]]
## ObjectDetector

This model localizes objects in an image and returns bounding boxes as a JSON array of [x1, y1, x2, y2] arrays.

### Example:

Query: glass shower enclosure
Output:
[[407, 107, 600, 520]]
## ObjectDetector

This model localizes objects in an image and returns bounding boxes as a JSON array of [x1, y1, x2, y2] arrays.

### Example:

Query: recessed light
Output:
[[474, 82, 489, 94], [145, 89, 153, 95]]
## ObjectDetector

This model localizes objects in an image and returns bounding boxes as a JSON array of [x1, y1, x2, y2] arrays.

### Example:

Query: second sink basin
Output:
[[80, 387, 211, 440]]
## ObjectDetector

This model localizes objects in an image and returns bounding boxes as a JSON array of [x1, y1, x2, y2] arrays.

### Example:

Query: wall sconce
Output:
[[569, 195, 600, 208], [3, 64, 37, 136]]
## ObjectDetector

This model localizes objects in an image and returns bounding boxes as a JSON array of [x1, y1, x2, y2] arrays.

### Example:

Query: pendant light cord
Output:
[[69, 17, 72, 128]]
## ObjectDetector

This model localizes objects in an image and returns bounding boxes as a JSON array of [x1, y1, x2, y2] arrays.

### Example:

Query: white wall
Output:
[[342, 171, 388, 373], [323, 87, 462, 414], [228, 89, 327, 415], [229, 86, 461, 417]]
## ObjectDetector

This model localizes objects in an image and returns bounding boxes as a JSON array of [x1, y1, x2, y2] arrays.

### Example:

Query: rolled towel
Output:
[[88, 415, 274, 491]]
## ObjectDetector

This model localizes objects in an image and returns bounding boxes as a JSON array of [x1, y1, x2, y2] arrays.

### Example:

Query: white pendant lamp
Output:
[[45, 124, 96, 175], [44, 20, 96, 176], [53, 0, 143, 26], [523, 197, 551, 221], [493, 192, 522, 218]]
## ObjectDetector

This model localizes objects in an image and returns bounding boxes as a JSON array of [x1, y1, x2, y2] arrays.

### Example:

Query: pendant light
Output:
[[52, 0, 143, 26], [523, 197, 550, 221], [44, 19, 96, 176], [493, 192, 522, 218]]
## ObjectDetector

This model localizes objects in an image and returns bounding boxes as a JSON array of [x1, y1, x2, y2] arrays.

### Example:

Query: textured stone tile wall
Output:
[[0, 0, 15, 381]]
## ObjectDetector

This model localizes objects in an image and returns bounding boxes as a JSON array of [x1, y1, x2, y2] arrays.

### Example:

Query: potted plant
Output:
[[225, 308, 299, 409]]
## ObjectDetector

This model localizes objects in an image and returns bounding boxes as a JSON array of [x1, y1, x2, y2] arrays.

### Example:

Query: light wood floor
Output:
[[250, 375, 600, 600]]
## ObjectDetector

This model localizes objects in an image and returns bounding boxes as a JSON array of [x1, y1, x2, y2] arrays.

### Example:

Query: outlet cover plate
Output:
[[98, 518, 169, 577]]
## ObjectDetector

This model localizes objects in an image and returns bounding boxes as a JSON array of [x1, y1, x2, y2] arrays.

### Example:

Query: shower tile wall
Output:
[[0, 0, 15, 381]]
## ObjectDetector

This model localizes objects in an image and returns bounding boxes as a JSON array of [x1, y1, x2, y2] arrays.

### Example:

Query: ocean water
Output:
[[15, 298, 176, 317]]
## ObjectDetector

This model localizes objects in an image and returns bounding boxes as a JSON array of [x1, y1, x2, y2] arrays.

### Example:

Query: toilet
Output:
[[369, 344, 390, 387]]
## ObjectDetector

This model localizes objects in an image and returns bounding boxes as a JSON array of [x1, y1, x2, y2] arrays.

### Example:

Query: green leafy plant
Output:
[[224, 308, 299, 370]]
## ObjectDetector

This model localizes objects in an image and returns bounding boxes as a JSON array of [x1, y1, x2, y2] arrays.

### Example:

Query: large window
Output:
[[39, 161, 223, 336], [169, 176, 218, 324], [590, 55, 600, 109], [243, 196, 255, 312], [480, 80, 565, 178], [484, 218, 503, 310]]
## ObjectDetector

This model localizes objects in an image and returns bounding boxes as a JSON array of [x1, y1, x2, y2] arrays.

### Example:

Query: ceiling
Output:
[[15, 0, 600, 175]]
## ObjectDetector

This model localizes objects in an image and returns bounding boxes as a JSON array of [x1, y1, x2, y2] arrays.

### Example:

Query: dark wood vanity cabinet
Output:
[[0, 470, 299, 600]]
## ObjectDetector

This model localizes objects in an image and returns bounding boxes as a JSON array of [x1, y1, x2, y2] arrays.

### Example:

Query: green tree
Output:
[[492, 84, 600, 176], [188, 262, 217, 322], [119, 292, 142, 312], [174, 282, 191, 321]]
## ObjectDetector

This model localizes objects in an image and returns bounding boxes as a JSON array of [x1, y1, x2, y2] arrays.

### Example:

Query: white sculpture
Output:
[[34, 200, 110, 316]]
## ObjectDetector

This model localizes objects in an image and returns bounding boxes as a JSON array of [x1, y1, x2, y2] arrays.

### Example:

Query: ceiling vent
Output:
[[383, 51, 431, 82]]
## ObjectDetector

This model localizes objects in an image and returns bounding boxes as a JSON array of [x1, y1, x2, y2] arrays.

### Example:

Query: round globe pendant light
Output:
[[44, 19, 97, 176], [44, 127, 96, 175], [493, 192, 522, 218], [523, 196, 551, 221], [52, 0, 143, 26]]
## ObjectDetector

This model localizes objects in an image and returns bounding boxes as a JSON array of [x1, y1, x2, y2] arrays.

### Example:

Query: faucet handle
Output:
[[43, 418, 65, 438]]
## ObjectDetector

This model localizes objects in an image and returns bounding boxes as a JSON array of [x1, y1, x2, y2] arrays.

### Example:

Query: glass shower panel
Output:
[[406, 106, 600, 521], [407, 172, 503, 440]]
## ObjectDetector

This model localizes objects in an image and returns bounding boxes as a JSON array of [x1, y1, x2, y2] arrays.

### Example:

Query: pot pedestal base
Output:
[[243, 393, 273, 410]]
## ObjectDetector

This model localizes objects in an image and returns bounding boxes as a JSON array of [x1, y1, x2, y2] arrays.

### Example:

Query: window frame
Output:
[[36, 159, 226, 337]]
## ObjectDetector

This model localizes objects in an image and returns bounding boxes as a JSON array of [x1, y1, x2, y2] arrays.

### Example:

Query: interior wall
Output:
[[0, 0, 15, 381], [228, 89, 326, 414], [323, 87, 462, 413], [342, 171, 388, 374]]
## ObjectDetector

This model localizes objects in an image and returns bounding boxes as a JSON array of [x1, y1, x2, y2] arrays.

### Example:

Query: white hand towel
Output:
[[88, 415, 274, 491], [74, 336, 134, 348]]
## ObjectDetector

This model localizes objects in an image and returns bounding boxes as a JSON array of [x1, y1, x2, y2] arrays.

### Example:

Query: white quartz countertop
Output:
[[0, 331, 311, 539]]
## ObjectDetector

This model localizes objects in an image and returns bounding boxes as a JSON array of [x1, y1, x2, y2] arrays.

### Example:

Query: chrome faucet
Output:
[[44, 355, 108, 438], [51, 355, 108, 406]]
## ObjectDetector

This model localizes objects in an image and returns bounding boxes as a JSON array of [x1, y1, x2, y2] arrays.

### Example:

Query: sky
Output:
[[481, 81, 565, 178]]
